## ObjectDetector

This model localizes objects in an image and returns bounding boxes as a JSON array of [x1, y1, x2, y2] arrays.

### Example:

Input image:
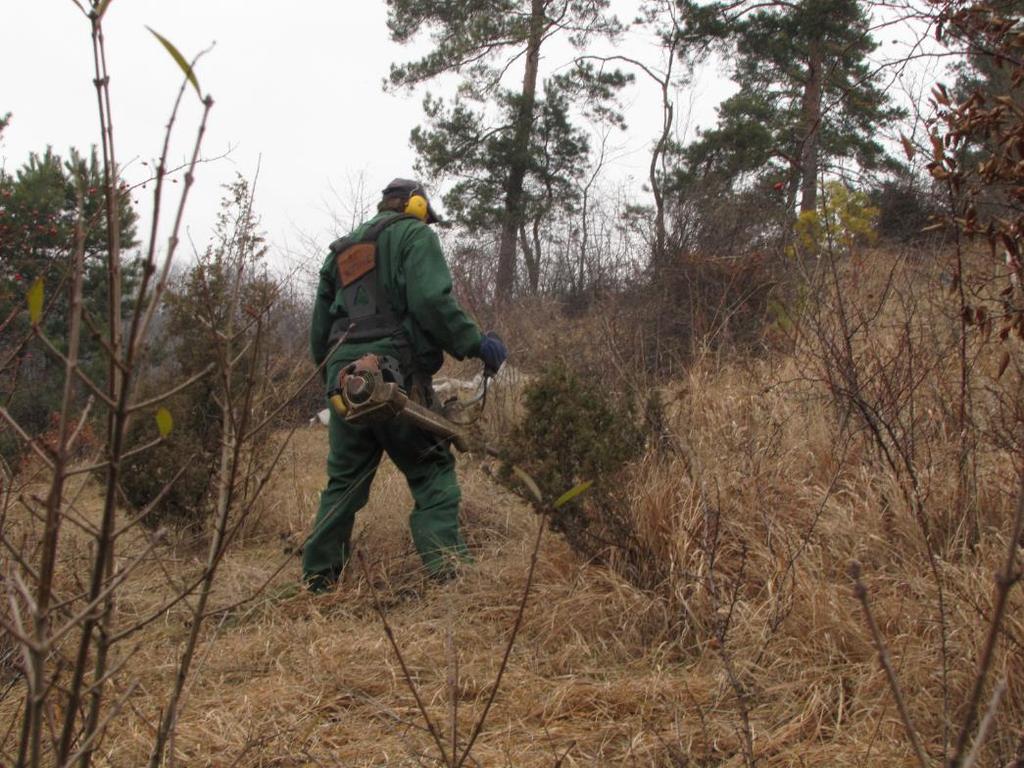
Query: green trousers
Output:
[[302, 400, 469, 588]]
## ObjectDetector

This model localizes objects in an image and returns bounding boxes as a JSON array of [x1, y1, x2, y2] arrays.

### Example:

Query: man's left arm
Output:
[[403, 226, 482, 360]]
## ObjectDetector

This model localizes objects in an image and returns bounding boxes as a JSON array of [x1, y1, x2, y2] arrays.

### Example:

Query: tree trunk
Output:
[[495, 0, 545, 302], [798, 41, 824, 215], [530, 215, 542, 293], [518, 223, 541, 294], [650, 56, 673, 273], [578, 185, 589, 294]]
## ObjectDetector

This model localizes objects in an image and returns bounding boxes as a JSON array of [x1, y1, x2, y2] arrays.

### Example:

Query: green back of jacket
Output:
[[310, 212, 482, 379]]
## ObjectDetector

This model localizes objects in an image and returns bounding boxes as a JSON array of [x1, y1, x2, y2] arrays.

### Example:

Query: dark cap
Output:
[[381, 177, 441, 224]]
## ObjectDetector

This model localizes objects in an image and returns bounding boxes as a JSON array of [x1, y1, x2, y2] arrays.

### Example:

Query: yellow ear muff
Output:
[[405, 194, 429, 221]]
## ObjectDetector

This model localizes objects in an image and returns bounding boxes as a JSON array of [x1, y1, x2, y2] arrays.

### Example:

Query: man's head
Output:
[[379, 178, 441, 224]]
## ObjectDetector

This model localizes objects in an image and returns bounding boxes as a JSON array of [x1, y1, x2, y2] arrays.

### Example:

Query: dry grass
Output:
[[4, 248, 1024, 767]]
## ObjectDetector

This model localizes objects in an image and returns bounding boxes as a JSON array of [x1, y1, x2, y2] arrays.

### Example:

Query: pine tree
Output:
[[0, 148, 138, 331], [0, 147, 138, 457], [674, 0, 901, 214], [386, 0, 625, 299], [949, 1, 1024, 160]]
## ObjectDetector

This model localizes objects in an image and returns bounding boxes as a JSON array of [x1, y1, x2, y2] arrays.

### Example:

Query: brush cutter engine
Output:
[[327, 354, 477, 452]]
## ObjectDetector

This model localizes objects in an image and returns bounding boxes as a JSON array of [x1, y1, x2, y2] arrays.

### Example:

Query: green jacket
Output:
[[310, 212, 482, 378]]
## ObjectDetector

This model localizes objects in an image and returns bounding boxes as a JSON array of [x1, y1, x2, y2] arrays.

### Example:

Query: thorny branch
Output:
[[849, 560, 930, 768]]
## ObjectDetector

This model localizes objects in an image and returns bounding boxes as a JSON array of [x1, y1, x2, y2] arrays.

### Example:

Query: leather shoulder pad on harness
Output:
[[326, 214, 421, 343], [331, 214, 419, 288]]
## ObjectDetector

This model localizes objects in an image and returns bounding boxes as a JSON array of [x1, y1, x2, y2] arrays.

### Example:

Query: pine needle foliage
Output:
[[501, 366, 645, 566]]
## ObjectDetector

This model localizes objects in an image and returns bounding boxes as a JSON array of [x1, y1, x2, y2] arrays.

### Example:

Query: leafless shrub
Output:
[[0, 7, 317, 766], [788, 4, 1024, 761], [633, 250, 775, 371]]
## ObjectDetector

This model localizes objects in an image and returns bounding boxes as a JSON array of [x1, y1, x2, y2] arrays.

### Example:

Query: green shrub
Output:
[[501, 366, 647, 568], [121, 389, 221, 530], [872, 178, 942, 244]]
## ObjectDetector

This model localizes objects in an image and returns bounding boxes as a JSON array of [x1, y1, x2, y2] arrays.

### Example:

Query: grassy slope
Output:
[[4, 250, 1023, 767]]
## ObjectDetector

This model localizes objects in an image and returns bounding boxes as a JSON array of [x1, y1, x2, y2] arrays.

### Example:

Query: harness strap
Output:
[[327, 214, 418, 344]]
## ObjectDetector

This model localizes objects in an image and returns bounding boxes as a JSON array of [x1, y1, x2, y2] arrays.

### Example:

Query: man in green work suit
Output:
[[303, 178, 507, 593]]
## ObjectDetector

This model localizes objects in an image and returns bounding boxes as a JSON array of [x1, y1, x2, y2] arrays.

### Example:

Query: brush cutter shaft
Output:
[[400, 398, 470, 452]]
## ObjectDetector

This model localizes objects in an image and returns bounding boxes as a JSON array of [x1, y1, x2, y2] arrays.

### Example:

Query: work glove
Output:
[[477, 331, 507, 377]]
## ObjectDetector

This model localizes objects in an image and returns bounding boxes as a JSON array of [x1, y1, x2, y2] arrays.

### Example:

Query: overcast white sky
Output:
[[2, 1, 720, 264], [1, 1, 941, 270]]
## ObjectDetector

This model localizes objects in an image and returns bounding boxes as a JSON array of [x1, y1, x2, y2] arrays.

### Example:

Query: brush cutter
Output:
[[327, 354, 491, 452]]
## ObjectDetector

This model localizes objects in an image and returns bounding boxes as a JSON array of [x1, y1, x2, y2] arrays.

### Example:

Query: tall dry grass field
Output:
[[3, 245, 1022, 766]]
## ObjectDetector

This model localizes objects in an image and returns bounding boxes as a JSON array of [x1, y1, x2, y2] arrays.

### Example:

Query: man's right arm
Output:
[[310, 255, 337, 367]]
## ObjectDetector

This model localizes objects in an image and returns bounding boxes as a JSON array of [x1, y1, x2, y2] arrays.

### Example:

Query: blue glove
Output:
[[477, 331, 507, 376]]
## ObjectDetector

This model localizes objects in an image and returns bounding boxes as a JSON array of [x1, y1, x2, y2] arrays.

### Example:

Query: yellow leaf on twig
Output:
[[27, 278, 44, 326], [155, 408, 174, 438], [512, 466, 543, 506], [146, 27, 202, 99], [554, 481, 592, 510]]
